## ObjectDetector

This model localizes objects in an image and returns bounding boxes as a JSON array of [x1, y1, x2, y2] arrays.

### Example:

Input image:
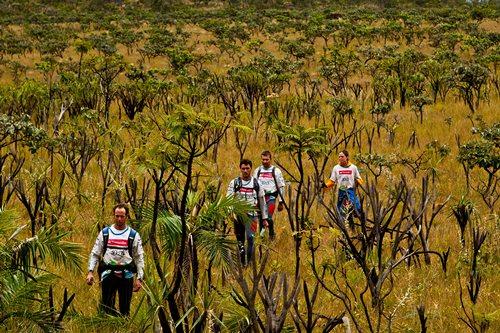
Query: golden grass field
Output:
[[1, 2, 499, 332]]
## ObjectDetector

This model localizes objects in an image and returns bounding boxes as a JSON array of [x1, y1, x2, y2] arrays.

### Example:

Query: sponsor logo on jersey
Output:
[[339, 170, 353, 175], [259, 172, 274, 179], [107, 239, 128, 248]]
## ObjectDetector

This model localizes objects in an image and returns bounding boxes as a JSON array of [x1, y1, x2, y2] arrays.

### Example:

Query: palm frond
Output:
[[222, 300, 252, 332], [142, 273, 170, 310], [141, 275, 172, 331], [136, 194, 253, 268], [273, 122, 328, 156], [196, 230, 236, 271], [197, 195, 254, 230], [11, 226, 83, 274], [0, 271, 55, 311], [157, 212, 182, 256], [186, 190, 203, 214], [0, 271, 57, 332], [139, 205, 183, 257]]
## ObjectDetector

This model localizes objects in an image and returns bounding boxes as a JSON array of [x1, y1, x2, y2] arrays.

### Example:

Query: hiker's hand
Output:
[[86, 272, 94, 286], [277, 202, 284, 212], [263, 219, 269, 228], [321, 181, 332, 195], [133, 278, 143, 292]]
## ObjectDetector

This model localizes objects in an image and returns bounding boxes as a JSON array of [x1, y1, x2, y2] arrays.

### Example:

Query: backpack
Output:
[[97, 227, 137, 278], [256, 166, 282, 198], [256, 166, 279, 188], [101, 227, 137, 257], [233, 176, 260, 194]]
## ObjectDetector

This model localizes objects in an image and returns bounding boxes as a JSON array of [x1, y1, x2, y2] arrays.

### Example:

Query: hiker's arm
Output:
[[88, 232, 103, 273], [275, 168, 286, 211], [258, 186, 269, 220], [276, 168, 286, 202], [133, 278, 142, 292], [226, 179, 235, 197], [133, 234, 145, 281], [86, 232, 103, 285], [323, 179, 335, 189], [354, 166, 363, 186], [323, 167, 337, 190]]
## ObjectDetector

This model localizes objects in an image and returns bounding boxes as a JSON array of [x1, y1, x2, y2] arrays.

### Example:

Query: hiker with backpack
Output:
[[323, 150, 363, 226], [86, 203, 144, 316], [253, 150, 286, 240], [227, 159, 269, 266]]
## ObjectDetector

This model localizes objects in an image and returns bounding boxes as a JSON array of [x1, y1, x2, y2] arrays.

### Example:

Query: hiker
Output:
[[227, 159, 269, 266], [323, 150, 363, 225], [253, 150, 286, 239], [86, 203, 144, 316]]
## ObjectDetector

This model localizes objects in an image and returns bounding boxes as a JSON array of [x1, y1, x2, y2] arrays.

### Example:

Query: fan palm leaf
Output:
[[197, 195, 254, 230], [139, 193, 253, 260], [196, 230, 235, 271], [0, 271, 56, 332], [139, 204, 182, 258], [1, 209, 82, 274], [0, 209, 83, 331], [9, 226, 82, 274]]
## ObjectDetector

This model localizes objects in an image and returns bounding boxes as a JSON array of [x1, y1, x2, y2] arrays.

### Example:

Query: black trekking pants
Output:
[[234, 214, 258, 266], [100, 273, 134, 316]]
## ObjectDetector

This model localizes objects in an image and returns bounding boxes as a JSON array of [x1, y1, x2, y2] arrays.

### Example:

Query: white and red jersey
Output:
[[88, 225, 145, 279], [253, 165, 285, 196], [329, 163, 362, 190], [227, 176, 268, 219]]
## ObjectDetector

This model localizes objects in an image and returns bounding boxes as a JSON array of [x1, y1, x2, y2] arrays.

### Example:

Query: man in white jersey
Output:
[[253, 150, 286, 239], [86, 203, 144, 316], [227, 159, 268, 266], [323, 150, 363, 226]]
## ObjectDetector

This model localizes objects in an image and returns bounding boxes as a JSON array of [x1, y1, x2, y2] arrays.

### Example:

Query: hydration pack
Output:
[[97, 227, 137, 279], [101, 227, 137, 257], [233, 177, 260, 194], [256, 166, 281, 196]]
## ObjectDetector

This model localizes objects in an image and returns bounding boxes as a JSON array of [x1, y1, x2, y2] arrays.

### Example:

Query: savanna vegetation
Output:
[[0, 0, 498, 332]]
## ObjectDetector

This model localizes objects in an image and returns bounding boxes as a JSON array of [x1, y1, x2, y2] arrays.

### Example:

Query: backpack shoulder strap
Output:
[[272, 166, 285, 202], [271, 166, 276, 180], [102, 227, 109, 256], [233, 177, 242, 193], [128, 228, 137, 257], [256, 166, 262, 178], [272, 166, 279, 187], [253, 177, 260, 193]]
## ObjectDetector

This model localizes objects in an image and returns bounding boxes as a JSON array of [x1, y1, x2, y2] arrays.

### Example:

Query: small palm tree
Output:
[[137, 191, 254, 332], [0, 208, 82, 332]]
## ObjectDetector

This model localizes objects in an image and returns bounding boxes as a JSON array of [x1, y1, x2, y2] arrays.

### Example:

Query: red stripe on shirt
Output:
[[259, 172, 273, 179], [107, 239, 128, 247], [339, 170, 353, 175]]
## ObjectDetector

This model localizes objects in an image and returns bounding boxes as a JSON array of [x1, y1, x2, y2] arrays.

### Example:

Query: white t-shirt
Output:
[[227, 176, 268, 219], [252, 165, 285, 195], [88, 225, 145, 279], [330, 164, 361, 190]]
